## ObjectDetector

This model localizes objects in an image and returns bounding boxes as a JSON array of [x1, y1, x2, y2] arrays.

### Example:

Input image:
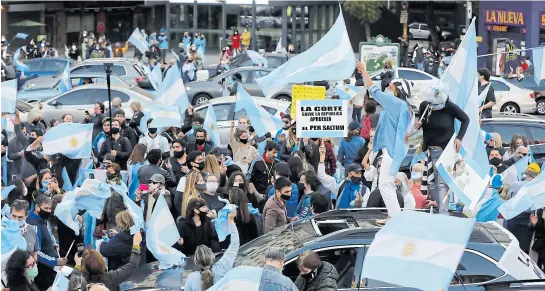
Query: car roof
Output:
[[482, 114, 545, 124], [70, 73, 122, 80], [194, 95, 290, 109], [233, 66, 274, 72], [80, 58, 136, 63]]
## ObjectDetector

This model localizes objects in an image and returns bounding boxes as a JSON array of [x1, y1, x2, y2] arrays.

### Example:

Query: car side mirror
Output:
[[50, 100, 60, 107]]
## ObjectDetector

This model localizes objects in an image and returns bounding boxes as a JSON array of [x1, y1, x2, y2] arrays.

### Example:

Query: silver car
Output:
[[72, 58, 146, 84], [193, 95, 291, 146], [40, 83, 154, 123], [186, 66, 293, 106]]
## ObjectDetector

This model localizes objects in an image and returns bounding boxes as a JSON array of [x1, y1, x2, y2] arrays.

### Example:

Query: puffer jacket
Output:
[[294, 262, 338, 291]]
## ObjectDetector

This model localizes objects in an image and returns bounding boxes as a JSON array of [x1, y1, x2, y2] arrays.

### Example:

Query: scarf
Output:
[[336, 181, 361, 209], [262, 153, 273, 164], [421, 150, 434, 197]]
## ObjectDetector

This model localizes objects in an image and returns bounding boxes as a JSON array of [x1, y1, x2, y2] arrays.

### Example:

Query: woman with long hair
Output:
[[5, 250, 39, 291], [75, 231, 142, 291], [127, 143, 147, 199], [228, 187, 261, 244], [183, 211, 238, 291], [203, 154, 222, 177], [99, 211, 135, 271], [338, 121, 366, 169], [32, 169, 63, 203], [225, 171, 255, 206], [504, 134, 528, 161], [181, 171, 205, 217], [176, 198, 220, 256]]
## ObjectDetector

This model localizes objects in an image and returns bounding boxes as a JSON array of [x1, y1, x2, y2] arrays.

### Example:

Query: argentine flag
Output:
[[360, 211, 475, 291], [58, 62, 72, 93], [146, 194, 186, 269], [208, 266, 263, 291], [51, 271, 69, 291], [235, 86, 284, 135], [532, 46, 545, 86], [246, 50, 268, 67], [501, 155, 529, 186], [256, 11, 355, 98], [42, 123, 93, 159], [155, 63, 190, 115], [108, 182, 145, 234], [14, 33, 29, 39], [203, 103, 221, 146], [148, 64, 163, 91], [1, 79, 17, 113], [128, 27, 150, 54], [13, 48, 28, 74], [334, 84, 361, 100], [148, 104, 183, 128], [54, 196, 81, 235], [499, 171, 545, 220]]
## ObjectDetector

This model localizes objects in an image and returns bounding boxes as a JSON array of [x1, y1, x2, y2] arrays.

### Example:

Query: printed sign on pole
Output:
[[291, 85, 326, 117], [296, 99, 348, 138]]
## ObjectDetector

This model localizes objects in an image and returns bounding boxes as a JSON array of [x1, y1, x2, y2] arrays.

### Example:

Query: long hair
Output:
[[203, 155, 221, 176], [492, 132, 502, 149], [226, 171, 250, 197], [6, 250, 32, 288], [287, 153, 304, 184], [185, 198, 207, 220], [182, 171, 203, 217], [509, 135, 523, 155], [82, 250, 107, 283], [50, 193, 64, 223], [285, 128, 297, 150], [229, 187, 250, 223], [128, 143, 147, 165], [193, 245, 215, 290]]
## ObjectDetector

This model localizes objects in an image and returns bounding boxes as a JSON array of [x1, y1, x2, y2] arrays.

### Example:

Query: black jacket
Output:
[[175, 216, 220, 256], [120, 123, 139, 149], [366, 188, 405, 208], [102, 189, 126, 230], [235, 214, 261, 246], [129, 111, 145, 136], [295, 262, 338, 291], [98, 136, 132, 170], [247, 156, 278, 195], [100, 231, 133, 271], [84, 113, 106, 140]]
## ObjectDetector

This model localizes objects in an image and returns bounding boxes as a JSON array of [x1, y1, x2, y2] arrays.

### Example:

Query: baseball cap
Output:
[[148, 174, 165, 184], [346, 163, 362, 173], [348, 121, 362, 131], [525, 163, 541, 178]]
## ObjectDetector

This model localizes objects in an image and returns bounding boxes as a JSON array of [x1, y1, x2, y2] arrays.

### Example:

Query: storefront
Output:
[[477, 1, 545, 74], [166, 0, 339, 54]]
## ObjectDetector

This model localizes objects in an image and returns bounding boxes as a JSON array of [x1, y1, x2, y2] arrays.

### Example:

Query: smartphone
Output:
[[139, 184, 149, 191], [88, 173, 95, 179], [85, 110, 90, 115], [76, 243, 84, 256]]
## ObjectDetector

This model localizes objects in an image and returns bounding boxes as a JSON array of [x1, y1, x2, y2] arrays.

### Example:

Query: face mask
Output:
[[148, 128, 158, 134], [194, 161, 205, 171], [196, 138, 205, 145], [197, 210, 208, 220], [41, 181, 49, 191], [301, 269, 316, 280], [173, 150, 185, 158], [32, 120, 39, 125], [206, 182, 219, 193], [396, 184, 402, 192], [192, 124, 202, 131], [238, 124, 248, 131], [280, 193, 291, 201], [106, 172, 116, 180], [350, 176, 362, 184], [148, 183, 159, 193], [17, 220, 26, 228], [72, 45, 76, 50], [28, 137, 36, 145], [25, 265, 38, 279], [489, 157, 502, 167], [196, 183, 206, 192], [411, 172, 422, 181], [239, 138, 248, 144], [110, 127, 120, 135], [38, 209, 51, 220]]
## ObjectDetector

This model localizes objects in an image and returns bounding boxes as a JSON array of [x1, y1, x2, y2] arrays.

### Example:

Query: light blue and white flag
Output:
[[1, 185, 16, 200], [128, 27, 150, 54], [171, 49, 180, 62], [51, 271, 69, 291], [1, 219, 27, 255], [410, 151, 426, 168], [71, 179, 112, 218], [155, 64, 190, 115], [109, 182, 145, 235], [14, 33, 29, 40], [334, 84, 361, 101], [256, 11, 355, 98], [54, 196, 80, 235], [59, 62, 72, 93], [1, 79, 18, 113], [235, 86, 283, 135], [499, 171, 545, 220], [360, 211, 475, 291], [208, 266, 263, 291], [64, 44, 70, 59], [42, 123, 93, 159], [61, 167, 75, 191], [246, 50, 268, 67], [13, 48, 28, 73], [532, 46, 545, 86], [501, 155, 529, 186], [146, 194, 185, 269], [211, 204, 237, 242], [148, 104, 183, 128], [203, 103, 221, 146], [148, 64, 163, 92]]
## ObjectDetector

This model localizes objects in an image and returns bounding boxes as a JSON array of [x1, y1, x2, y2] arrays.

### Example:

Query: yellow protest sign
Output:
[[291, 85, 326, 117]]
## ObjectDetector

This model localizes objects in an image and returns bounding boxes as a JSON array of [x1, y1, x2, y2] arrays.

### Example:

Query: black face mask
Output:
[[198, 211, 208, 221], [350, 176, 362, 184], [195, 161, 205, 171], [489, 157, 502, 167], [106, 172, 116, 180], [279, 192, 291, 201], [173, 150, 185, 158], [196, 138, 205, 145], [110, 127, 120, 135], [297, 182, 306, 194], [32, 120, 39, 125], [38, 210, 51, 220], [28, 137, 36, 145], [239, 138, 248, 144], [148, 128, 158, 134], [311, 138, 319, 142]]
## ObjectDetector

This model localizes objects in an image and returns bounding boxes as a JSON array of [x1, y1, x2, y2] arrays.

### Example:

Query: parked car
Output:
[[502, 77, 545, 115], [15, 58, 73, 90], [408, 22, 452, 40], [39, 83, 154, 123], [70, 58, 146, 84], [197, 52, 295, 81], [3, 100, 35, 139], [193, 95, 291, 145], [121, 208, 543, 291], [18, 73, 127, 103], [186, 66, 293, 106], [401, 114, 545, 173], [489, 76, 536, 114]]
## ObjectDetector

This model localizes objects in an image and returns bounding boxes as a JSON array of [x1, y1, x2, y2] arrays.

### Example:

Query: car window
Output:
[[71, 65, 103, 74], [409, 23, 419, 29], [480, 123, 528, 147], [93, 90, 130, 103], [234, 105, 277, 120], [456, 251, 505, 284], [197, 104, 232, 122], [23, 59, 43, 71], [266, 56, 284, 68], [53, 90, 94, 106], [398, 70, 433, 80], [225, 70, 250, 84], [44, 60, 69, 74], [252, 70, 270, 80], [284, 247, 359, 289], [528, 127, 545, 145], [491, 80, 510, 92], [421, 24, 429, 30], [111, 65, 127, 76]]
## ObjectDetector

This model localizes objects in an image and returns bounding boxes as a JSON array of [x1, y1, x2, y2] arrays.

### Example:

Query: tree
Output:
[[343, 1, 388, 41]]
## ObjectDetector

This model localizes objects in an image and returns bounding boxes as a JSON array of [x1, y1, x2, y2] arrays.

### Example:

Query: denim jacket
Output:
[[258, 265, 299, 291]]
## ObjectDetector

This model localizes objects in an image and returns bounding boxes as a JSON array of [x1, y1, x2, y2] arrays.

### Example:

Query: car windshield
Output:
[[24, 59, 69, 74], [234, 219, 318, 267]]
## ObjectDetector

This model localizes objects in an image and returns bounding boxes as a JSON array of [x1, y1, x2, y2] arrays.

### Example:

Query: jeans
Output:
[[160, 49, 167, 63], [352, 107, 362, 123], [416, 63, 424, 71], [429, 148, 449, 214]]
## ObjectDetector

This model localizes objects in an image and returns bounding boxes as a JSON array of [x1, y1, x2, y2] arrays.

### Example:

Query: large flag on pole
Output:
[[58, 62, 72, 93], [203, 103, 221, 146], [148, 65, 163, 91], [499, 171, 545, 220], [128, 27, 150, 54], [532, 46, 545, 86], [235, 86, 284, 135], [256, 11, 355, 98], [155, 63, 190, 115], [42, 123, 93, 159], [1, 79, 17, 113]]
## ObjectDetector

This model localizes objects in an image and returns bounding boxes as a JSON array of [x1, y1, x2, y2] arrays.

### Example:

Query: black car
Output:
[[401, 114, 545, 173], [121, 209, 541, 291]]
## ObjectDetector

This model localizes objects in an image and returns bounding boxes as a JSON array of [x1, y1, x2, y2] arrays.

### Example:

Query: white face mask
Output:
[[72, 45, 76, 50], [206, 182, 219, 193]]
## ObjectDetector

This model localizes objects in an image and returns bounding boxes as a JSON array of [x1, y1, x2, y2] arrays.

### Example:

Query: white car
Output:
[[489, 77, 537, 114], [408, 22, 452, 40], [193, 96, 291, 146]]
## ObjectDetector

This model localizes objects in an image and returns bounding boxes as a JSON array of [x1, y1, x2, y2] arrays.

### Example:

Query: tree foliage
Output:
[[343, 0, 388, 24]]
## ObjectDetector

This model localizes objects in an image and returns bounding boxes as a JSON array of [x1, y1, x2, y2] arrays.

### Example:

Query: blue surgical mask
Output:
[[411, 172, 422, 181], [17, 220, 25, 228], [41, 181, 49, 191]]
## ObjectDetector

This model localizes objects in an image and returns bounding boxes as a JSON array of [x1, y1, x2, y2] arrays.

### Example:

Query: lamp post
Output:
[[104, 62, 113, 143]]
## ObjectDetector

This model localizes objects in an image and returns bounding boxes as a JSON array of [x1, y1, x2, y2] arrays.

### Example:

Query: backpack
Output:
[[90, 49, 105, 59], [360, 115, 372, 139]]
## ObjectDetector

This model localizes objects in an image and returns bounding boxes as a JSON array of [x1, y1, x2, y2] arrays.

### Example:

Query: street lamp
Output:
[[104, 62, 113, 143]]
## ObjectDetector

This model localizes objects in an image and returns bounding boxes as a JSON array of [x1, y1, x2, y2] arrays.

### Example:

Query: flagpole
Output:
[[476, 46, 543, 58], [104, 63, 113, 144]]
